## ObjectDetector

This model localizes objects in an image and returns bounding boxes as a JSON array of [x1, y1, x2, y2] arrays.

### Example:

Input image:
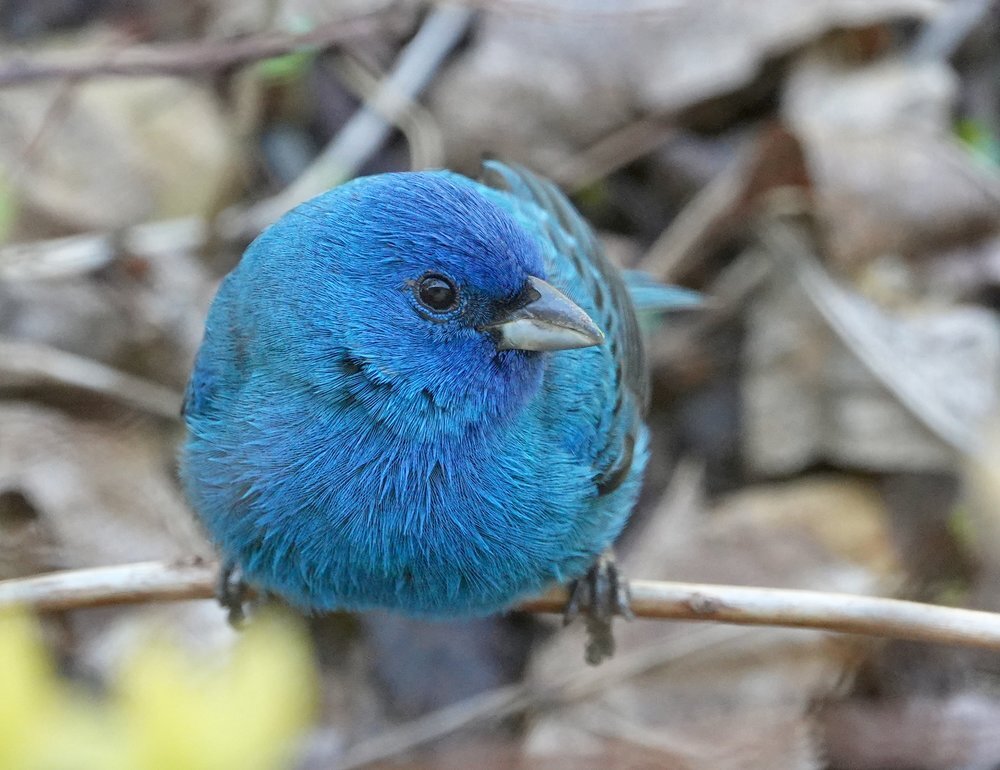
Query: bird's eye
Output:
[[415, 273, 459, 313]]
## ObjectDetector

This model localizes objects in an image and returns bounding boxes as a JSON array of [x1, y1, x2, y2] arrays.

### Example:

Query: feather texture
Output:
[[180, 163, 675, 616]]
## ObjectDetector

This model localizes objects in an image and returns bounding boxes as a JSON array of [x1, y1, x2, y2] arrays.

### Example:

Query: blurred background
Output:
[[3, 0, 1000, 768]]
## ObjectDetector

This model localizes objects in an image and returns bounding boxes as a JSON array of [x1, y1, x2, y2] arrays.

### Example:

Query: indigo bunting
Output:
[[180, 162, 697, 662]]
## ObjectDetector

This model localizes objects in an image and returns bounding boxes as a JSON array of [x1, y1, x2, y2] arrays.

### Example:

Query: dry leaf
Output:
[[783, 49, 1000, 269], [430, 0, 941, 169], [743, 241, 1000, 474], [523, 466, 897, 770], [0, 34, 240, 238]]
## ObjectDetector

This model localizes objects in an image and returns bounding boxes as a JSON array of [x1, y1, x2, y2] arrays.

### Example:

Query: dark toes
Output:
[[584, 614, 617, 664], [607, 560, 634, 621], [563, 574, 589, 625], [563, 555, 634, 665], [216, 560, 249, 627]]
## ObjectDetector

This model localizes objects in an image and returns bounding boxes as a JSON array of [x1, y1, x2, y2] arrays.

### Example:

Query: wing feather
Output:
[[480, 161, 646, 496]]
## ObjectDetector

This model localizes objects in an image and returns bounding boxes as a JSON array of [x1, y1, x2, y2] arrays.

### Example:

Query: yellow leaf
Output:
[[119, 610, 316, 770], [0, 609, 57, 768]]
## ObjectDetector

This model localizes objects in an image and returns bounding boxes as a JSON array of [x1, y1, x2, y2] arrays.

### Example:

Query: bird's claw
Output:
[[216, 561, 249, 627], [564, 554, 633, 665]]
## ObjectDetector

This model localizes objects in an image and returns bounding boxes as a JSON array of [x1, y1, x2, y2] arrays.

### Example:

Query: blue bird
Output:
[[180, 162, 698, 663]]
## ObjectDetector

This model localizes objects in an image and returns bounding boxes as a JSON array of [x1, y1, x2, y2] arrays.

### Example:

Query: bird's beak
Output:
[[484, 276, 604, 352]]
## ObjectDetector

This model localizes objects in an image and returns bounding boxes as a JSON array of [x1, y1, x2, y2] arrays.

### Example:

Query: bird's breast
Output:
[[189, 395, 606, 615]]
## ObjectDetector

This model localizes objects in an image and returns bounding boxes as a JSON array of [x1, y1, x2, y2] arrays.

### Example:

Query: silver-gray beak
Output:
[[484, 276, 604, 352]]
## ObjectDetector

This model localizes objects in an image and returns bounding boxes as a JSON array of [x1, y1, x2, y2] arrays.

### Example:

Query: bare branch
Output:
[[0, 217, 207, 281], [0, 9, 400, 88], [550, 117, 676, 192], [0, 337, 183, 419], [0, 561, 214, 610], [453, 0, 688, 21], [4, 560, 1000, 653], [317, 625, 750, 770], [523, 582, 1000, 650], [220, 4, 473, 238]]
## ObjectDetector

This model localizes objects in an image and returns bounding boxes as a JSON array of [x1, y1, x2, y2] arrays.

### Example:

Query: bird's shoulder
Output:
[[478, 162, 646, 496], [478, 162, 647, 406]]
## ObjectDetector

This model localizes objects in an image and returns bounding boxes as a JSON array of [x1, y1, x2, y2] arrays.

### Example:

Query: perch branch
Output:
[[0, 9, 397, 87], [0, 561, 215, 610], [4, 560, 1000, 653]]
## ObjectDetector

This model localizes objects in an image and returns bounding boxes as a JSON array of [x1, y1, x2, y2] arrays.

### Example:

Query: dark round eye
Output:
[[416, 273, 459, 313]]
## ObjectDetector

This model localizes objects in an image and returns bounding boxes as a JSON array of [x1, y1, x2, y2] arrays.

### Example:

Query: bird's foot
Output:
[[564, 552, 633, 665], [216, 560, 250, 627]]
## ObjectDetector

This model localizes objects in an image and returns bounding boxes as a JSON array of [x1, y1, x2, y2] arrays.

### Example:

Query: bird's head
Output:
[[238, 171, 603, 431]]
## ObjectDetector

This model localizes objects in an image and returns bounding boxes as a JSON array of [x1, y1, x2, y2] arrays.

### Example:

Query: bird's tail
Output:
[[621, 270, 702, 314]]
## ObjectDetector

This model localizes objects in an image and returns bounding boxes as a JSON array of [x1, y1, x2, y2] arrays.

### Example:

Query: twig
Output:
[[0, 9, 396, 87], [637, 148, 749, 280], [637, 124, 810, 281], [452, 0, 688, 21], [0, 338, 183, 420], [0, 560, 214, 610], [326, 52, 445, 173], [315, 625, 750, 770], [221, 4, 474, 238], [5, 560, 1000, 654], [551, 117, 676, 192], [524, 582, 1000, 650], [0, 217, 206, 281]]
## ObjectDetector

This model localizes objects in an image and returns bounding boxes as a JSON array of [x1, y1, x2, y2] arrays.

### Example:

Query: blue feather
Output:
[[621, 270, 703, 313], [180, 163, 691, 617]]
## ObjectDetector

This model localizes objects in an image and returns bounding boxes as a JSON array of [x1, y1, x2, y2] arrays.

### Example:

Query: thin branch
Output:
[[0, 338, 183, 420], [637, 149, 748, 280], [550, 117, 676, 192], [4, 560, 1000, 654], [638, 124, 810, 282], [452, 0, 688, 21], [220, 4, 473, 238], [0, 560, 214, 610], [315, 625, 750, 770], [331, 51, 446, 173], [523, 582, 1000, 650], [0, 9, 399, 88], [0, 217, 206, 281]]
